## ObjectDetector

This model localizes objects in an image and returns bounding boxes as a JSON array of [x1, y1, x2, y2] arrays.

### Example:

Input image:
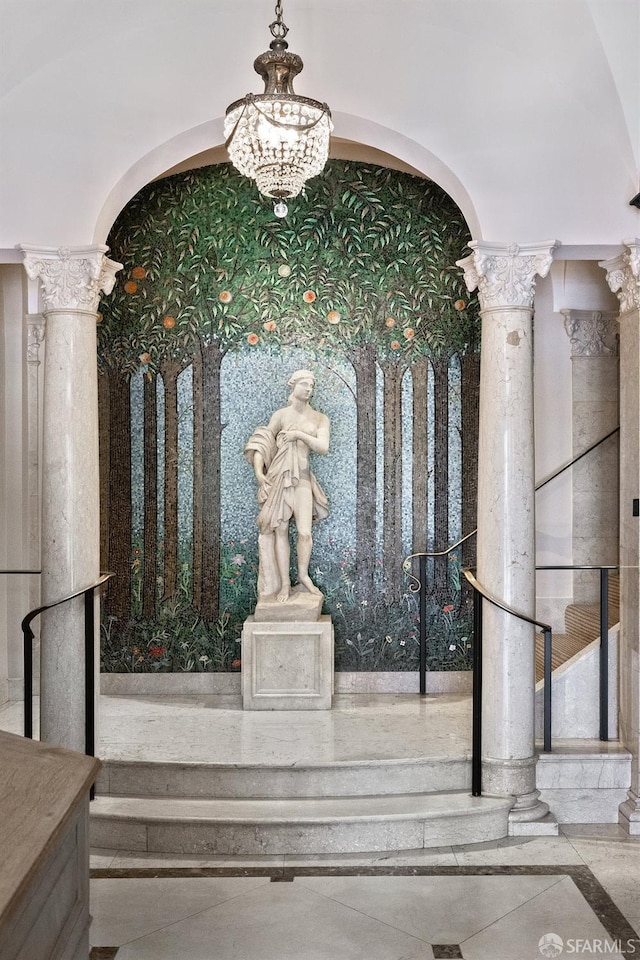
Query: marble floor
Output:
[[0, 691, 472, 763], [89, 827, 640, 959], [3, 696, 639, 957]]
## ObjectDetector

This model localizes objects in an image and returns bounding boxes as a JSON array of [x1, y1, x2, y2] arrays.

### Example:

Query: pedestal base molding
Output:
[[241, 615, 334, 710], [619, 789, 640, 835], [482, 756, 550, 825]]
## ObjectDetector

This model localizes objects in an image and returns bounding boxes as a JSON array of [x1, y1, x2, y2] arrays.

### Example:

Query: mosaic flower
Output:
[[385, 317, 396, 328], [443, 604, 454, 613], [390, 340, 401, 350], [231, 554, 245, 565], [263, 320, 276, 332], [149, 645, 165, 657], [403, 327, 415, 340], [139, 352, 151, 364]]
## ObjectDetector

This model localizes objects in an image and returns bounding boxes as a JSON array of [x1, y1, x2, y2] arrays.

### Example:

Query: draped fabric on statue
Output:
[[244, 426, 329, 534]]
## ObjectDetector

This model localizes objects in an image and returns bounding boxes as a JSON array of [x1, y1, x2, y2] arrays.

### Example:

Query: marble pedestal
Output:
[[241, 615, 334, 710]]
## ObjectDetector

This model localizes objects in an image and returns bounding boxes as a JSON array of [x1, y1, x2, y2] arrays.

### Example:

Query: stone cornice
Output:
[[560, 309, 619, 357], [600, 239, 640, 315], [457, 240, 558, 311], [20, 245, 122, 313]]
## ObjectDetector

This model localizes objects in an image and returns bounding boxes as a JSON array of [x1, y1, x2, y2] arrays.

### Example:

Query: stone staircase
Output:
[[90, 756, 513, 855], [535, 573, 619, 682]]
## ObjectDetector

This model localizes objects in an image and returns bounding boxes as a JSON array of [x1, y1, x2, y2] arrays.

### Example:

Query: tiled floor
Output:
[[90, 827, 640, 960]]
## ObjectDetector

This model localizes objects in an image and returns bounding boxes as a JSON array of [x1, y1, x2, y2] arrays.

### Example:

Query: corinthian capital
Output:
[[20, 245, 122, 313], [457, 240, 558, 311], [561, 309, 619, 357], [600, 239, 640, 315]]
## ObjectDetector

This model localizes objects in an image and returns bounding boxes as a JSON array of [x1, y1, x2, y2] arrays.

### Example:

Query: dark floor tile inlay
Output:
[[90, 949, 119, 960], [433, 946, 463, 959]]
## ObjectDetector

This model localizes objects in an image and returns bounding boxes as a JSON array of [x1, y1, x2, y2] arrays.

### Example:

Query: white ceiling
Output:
[[1, 0, 638, 252]]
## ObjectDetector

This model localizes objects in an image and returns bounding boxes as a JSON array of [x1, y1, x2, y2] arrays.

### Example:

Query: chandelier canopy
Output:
[[224, 0, 332, 202]]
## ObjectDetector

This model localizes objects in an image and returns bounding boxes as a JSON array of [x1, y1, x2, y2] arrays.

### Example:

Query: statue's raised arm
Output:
[[244, 370, 329, 610]]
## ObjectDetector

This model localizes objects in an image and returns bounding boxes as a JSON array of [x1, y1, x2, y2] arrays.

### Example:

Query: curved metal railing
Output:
[[21, 572, 114, 756]]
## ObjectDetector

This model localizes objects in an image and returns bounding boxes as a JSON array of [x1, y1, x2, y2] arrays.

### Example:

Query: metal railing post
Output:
[[419, 554, 427, 695], [472, 585, 482, 796], [543, 627, 552, 753], [599, 567, 609, 742], [84, 588, 96, 758]]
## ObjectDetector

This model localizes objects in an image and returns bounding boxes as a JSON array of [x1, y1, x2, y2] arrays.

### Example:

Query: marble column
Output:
[[561, 310, 619, 603], [458, 241, 557, 827], [20, 246, 121, 752], [600, 240, 640, 834]]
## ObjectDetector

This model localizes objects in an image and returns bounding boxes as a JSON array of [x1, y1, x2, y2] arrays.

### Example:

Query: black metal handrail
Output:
[[0, 569, 42, 574], [535, 427, 619, 492], [463, 569, 553, 796], [536, 564, 618, 742], [21, 572, 114, 757]]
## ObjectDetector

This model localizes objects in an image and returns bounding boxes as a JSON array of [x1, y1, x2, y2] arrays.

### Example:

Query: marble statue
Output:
[[244, 370, 329, 613]]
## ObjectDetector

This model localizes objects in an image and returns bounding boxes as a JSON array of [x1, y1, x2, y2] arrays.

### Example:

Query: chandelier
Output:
[[224, 0, 332, 212]]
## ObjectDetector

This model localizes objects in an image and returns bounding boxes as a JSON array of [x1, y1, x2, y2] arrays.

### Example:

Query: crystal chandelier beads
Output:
[[225, 1, 332, 200]]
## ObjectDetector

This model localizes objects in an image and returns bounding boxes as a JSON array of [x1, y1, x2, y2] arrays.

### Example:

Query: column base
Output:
[[619, 789, 640, 836], [241, 615, 334, 710], [482, 756, 553, 831]]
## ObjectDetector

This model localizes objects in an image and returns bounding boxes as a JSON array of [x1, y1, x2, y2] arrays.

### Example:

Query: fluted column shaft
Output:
[[458, 240, 557, 823], [21, 246, 121, 751], [600, 239, 640, 835]]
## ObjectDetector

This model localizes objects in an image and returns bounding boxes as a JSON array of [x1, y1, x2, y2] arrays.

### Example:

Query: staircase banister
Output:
[[21, 571, 115, 640], [462, 569, 552, 634]]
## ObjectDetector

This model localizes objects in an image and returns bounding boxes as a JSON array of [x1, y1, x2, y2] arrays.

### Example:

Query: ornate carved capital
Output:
[[457, 240, 558, 311], [561, 309, 619, 357], [20, 245, 122, 313], [600, 239, 640, 315], [26, 313, 45, 364]]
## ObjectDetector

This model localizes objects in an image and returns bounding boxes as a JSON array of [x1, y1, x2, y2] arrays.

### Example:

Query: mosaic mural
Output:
[[97, 161, 480, 673]]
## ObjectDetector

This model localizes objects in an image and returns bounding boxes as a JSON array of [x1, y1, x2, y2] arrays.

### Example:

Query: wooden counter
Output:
[[0, 729, 100, 960]]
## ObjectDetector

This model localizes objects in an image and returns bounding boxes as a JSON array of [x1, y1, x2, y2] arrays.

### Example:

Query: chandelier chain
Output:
[[269, 0, 289, 40]]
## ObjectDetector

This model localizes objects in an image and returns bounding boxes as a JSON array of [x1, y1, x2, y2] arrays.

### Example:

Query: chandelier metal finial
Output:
[[224, 0, 333, 202]]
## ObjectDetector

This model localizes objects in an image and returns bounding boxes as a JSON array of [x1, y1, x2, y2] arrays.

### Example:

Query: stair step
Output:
[[96, 756, 472, 800], [89, 791, 513, 855]]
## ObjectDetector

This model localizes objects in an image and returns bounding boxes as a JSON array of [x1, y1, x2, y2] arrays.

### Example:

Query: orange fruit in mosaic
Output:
[[139, 352, 152, 364], [302, 290, 316, 303], [96, 312, 103, 324], [403, 327, 415, 339], [391, 340, 401, 350], [247, 332, 259, 345], [454, 299, 466, 311], [278, 264, 291, 278], [163, 316, 176, 329], [263, 320, 276, 332], [327, 310, 341, 324], [385, 317, 396, 328], [219, 290, 232, 303], [131, 266, 146, 280], [124, 281, 138, 294]]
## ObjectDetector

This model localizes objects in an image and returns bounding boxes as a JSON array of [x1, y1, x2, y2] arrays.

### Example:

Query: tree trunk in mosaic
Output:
[[106, 368, 132, 623], [191, 346, 204, 609], [351, 343, 377, 600], [381, 357, 406, 602], [201, 340, 226, 622], [411, 356, 429, 553], [432, 355, 449, 596], [160, 359, 185, 603], [460, 351, 480, 569], [142, 373, 158, 620]]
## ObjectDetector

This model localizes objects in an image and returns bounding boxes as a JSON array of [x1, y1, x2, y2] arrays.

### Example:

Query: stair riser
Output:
[[96, 759, 472, 799], [90, 808, 510, 855]]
